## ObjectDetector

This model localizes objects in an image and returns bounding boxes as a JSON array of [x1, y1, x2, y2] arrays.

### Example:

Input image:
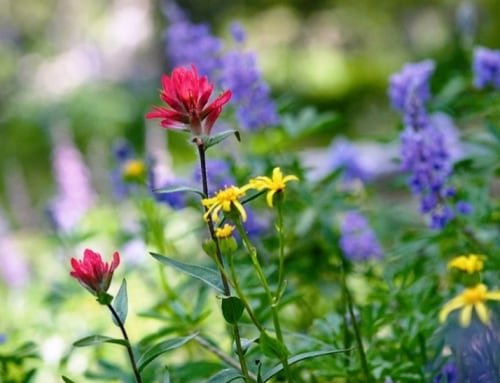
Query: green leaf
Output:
[[137, 333, 198, 373], [150, 252, 224, 293], [162, 366, 170, 383], [153, 184, 205, 198], [73, 335, 128, 348], [207, 369, 244, 383], [62, 376, 76, 383], [261, 348, 351, 382], [112, 279, 128, 326], [205, 129, 240, 150], [221, 296, 245, 324], [486, 120, 500, 142], [259, 330, 288, 360]]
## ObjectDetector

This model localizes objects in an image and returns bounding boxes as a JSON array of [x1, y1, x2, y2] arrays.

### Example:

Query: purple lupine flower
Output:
[[434, 361, 458, 383], [389, 61, 460, 229], [339, 211, 383, 261], [163, 5, 279, 130], [47, 131, 95, 232], [163, 3, 223, 77], [388, 60, 435, 113], [473, 46, 500, 89]]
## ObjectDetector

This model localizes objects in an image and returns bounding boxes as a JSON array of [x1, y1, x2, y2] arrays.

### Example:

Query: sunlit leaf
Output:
[[73, 335, 128, 348], [111, 279, 128, 326], [262, 348, 351, 382], [137, 333, 198, 372], [150, 252, 224, 293], [206, 368, 244, 383]]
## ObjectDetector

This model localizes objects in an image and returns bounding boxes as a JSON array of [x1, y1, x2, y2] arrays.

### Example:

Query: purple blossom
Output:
[[389, 61, 460, 229], [339, 211, 383, 261], [163, 4, 279, 130], [473, 46, 500, 89], [220, 49, 280, 130], [47, 131, 95, 232], [388, 60, 435, 113], [163, 3, 223, 77], [434, 361, 458, 383]]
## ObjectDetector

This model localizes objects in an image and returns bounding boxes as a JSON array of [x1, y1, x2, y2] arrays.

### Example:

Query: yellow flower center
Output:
[[123, 160, 146, 179], [216, 186, 242, 207], [462, 284, 487, 304]]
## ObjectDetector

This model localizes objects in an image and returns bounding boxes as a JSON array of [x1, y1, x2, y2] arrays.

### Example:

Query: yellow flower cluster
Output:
[[439, 254, 500, 328], [447, 254, 484, 274], [201, 167, 299, 222], [215, 224, 235, 239]]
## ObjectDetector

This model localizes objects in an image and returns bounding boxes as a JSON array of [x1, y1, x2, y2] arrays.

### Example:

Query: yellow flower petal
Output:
[[439, 296, 466, 323], [475, 302, 490, 325], [233, 200, 247, 222], [459, 305, 473, 327], [266, 189, 277, 208]]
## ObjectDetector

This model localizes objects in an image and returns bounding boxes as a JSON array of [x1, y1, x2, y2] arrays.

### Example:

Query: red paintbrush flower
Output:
[[146, 64, 232, 137], [70, 248, 120, 303]]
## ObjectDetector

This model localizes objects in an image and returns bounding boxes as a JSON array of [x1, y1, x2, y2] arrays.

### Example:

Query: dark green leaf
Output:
[[112, 279, 128, 326], [62, 376, 76, 383], [73, 335, 128, 348], [262, 348, 351, 382], [207, 369, 244, 383], [221, 296, 245, 324], [150, 252, 224, 293], [137, 333, 198, 372], [486, 120, 500, 142], [153, 184, 205, 198]]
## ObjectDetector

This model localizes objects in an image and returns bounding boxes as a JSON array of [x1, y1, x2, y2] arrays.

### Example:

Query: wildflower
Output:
[[70, 249, 120, 304], [472, 46, 500, 89], [163, 6, 279, 130], [249, 167, 299, 208], [122, 159, 147, 183], [389, 62, 459, 229], [339, 211, 383, 261], [215, 224, 236, 239], [202, 185, 251, 222], [448, 254, 484, 274], [146, 64, 232, 137], [439, 283, 500, 327]]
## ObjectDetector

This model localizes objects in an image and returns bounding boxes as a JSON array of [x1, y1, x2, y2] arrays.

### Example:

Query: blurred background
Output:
[[1, 0, 500, 381], [0, 0, 499, 232]]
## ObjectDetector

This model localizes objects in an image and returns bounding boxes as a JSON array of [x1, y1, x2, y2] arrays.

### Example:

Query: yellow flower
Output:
[[202, 185, 251, 222], [122, 159, 146, 181], [249, 167, 299, 207], [215, 224, 235, 239], [439, 283, 500, 327], [448, 254, 484, 274]]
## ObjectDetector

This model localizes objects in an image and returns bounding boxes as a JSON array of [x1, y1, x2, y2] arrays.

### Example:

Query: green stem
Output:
[[197, 144, 252, 383], [234, 219, 294, 382], [275, 201, 286, 302], [227, 245, 264, 332], [107, 304, 143, 383], [340, 264, 372, 383]]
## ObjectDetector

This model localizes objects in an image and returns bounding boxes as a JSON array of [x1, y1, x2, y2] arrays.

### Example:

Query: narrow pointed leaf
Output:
[[73, 335, 128, 348], [207, 369, 244, 383], [205, 129, 240, 150], [137, 333, 198, 372], [153, 184, 205, 198], [151, 252, 224, 293], [221, 296, 244, 324], [112, 279, 128, 326], [262, 348, 351, 382], [62, 376, 76, 383]]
